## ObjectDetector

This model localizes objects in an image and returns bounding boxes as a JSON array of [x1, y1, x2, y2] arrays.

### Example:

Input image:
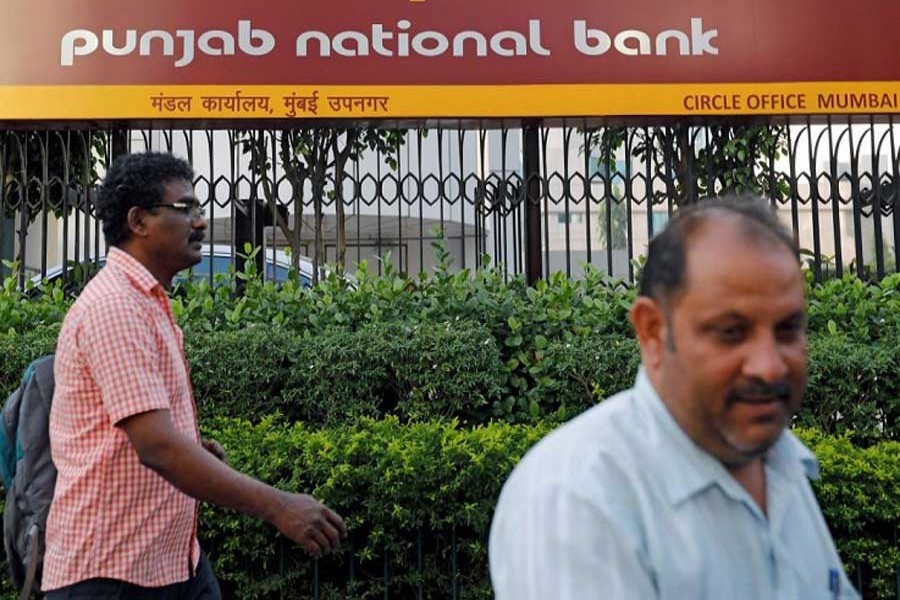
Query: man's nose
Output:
[[192, 212, 208, 231], [743, 333, 789, 383]]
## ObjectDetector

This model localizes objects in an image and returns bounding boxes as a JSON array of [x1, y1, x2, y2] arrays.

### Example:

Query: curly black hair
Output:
[[97, 152, 195, 247]]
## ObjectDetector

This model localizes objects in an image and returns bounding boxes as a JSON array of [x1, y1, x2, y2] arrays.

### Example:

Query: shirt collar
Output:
[[633, 367, 819, 507], [105, 247, 163, 296]]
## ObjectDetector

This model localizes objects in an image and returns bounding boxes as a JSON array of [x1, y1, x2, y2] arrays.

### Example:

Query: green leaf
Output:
[[505, 335, 523, 348]]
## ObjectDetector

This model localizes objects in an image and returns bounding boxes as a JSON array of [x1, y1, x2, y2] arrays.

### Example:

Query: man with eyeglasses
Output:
[[43, 152, 347, 600]]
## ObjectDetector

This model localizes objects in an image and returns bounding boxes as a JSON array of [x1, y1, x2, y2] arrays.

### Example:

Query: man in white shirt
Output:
[[489, 196, 859, 599]]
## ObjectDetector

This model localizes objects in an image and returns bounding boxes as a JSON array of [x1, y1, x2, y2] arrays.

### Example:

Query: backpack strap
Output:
[[18, 525, 38, 600]]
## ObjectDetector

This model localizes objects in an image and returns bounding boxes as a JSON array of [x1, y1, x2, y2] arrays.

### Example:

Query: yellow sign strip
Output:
[[1, 82, 898, 120]]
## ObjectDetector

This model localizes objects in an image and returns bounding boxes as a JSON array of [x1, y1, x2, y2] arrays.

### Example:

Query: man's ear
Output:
[[126, 206, 151, 239], [629, 297, 668, 369]]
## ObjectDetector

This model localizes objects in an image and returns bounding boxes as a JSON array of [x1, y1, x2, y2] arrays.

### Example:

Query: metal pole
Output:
[[523, 119, 542, 286], [111, 128, 129, 160]]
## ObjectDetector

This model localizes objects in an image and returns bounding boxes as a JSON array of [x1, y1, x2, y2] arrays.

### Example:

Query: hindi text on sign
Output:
[[150, 94, 192, 113], [283, 91, 320, 116]]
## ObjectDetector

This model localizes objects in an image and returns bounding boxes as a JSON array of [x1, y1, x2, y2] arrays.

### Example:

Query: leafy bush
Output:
[[187, 321, 506, 425], [0, 325, 60, 397], [805, 271, 900, 341], [0, 419, 893, 600], [0, 269, 70, 337], [5, 321, 900, 441], [186, 326, 301, 420], [199, 416, 552, 599], [9, 244, 900, 346], [802, 334, 900, 444], [506, 334, 641, 423], [795, 428, 900, 599], [195, 418, 899, 600]]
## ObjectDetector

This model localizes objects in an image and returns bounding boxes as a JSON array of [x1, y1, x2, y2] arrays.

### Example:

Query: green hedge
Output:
[[0, 325, 59, 397], [803, 335, 900, 443], [510, 333, 900, 442], [3, 325, 900, 443], [796, 428, 900, 600], [192, 418, 900, 600], [185, 321, 506, 425], [0, 418, 893, 599], [8, 253, 900, 345], [199, 416, 552, 599]]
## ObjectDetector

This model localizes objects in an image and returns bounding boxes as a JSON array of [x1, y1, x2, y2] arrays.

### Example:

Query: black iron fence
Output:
[[3, 117, 900, 289]]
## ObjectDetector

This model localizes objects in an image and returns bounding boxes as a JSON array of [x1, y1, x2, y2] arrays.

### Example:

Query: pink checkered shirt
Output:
[[43, 247, 201, 591]]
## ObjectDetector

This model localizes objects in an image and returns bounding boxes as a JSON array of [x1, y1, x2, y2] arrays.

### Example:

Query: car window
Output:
[[174, 254, 310, 288]]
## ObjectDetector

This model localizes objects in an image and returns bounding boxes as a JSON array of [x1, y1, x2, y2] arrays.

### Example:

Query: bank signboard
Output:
[[1, 0, 898, 119]]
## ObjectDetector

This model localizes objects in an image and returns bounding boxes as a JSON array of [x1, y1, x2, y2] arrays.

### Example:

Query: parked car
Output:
[[28, 244, 318, 292], [173, 244, 314, 288]]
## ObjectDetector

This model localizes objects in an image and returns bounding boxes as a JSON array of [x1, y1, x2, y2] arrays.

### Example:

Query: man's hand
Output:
[[271, 491, 348, 558], [201, 438, 227, 464], [120, 409, 347, 559]]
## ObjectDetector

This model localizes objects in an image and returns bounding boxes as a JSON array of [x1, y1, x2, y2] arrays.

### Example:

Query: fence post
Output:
[[111, 128, 128, 159], [523, 119, 542, 286], [0, 213, 11, 279]]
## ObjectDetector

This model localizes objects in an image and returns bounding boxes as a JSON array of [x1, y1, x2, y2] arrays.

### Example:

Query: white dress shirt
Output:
[[489, 368, 859, 600]]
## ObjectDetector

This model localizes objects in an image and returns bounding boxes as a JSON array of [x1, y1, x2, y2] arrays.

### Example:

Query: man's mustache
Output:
[[727, 380, 791, 405], [188, 232, 205, 243]]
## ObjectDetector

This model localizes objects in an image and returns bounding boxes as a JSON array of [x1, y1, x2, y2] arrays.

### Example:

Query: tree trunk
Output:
[[331, 129, 358, 274]]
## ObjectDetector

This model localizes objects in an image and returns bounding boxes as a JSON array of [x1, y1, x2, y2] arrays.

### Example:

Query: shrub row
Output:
[[7, 256, 900, 346], [186, 321, 506, 425], [193, 418, 899, 599], [3, 324, 898, 442], [521, 332, 900, 443], [196, 416, 553, 599], [0, 419, 893, 599]]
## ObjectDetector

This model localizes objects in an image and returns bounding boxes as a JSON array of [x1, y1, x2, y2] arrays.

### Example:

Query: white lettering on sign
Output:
[[574, 18, 718, 56], [295, 20, 551, 58], [61, 20, 275, 67], [60, 18, 718, 66]]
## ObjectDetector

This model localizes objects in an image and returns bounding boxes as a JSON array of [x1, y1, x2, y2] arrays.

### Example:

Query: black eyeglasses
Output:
[[146, 201, 205, 219]]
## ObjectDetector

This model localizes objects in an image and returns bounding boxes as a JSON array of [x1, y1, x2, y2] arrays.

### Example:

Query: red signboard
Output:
[[1, 0, 898, 119]]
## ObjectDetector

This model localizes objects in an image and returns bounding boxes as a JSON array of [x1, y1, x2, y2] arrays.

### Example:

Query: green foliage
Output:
[[193, 418, 900, 600], [199, 416, 552, 599], [0, 325, 59, 397], [805, 271, 900, 342], [7, 257, 900, 439], [802, 334, 900, 444], [795, 429, 900, 599], [586, 124, 789, 205], [0, 263, 70, 336], [523, 334, 641, 422], [187, 321, 505, 426]]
